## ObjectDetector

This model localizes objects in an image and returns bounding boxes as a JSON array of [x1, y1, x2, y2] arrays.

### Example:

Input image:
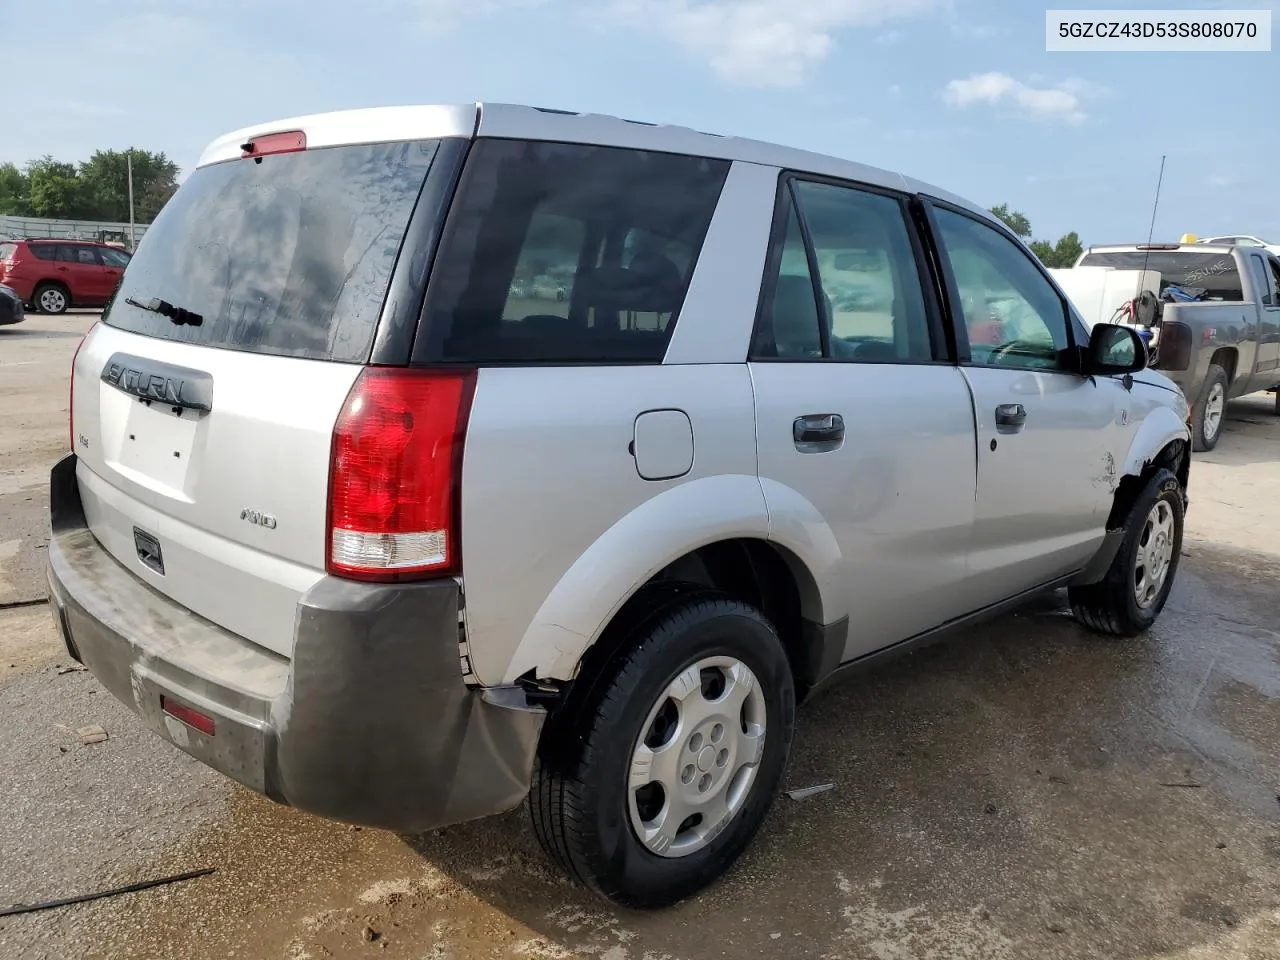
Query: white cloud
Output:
[[943, 72, 1100, 124], [602, 0, 945, 87]]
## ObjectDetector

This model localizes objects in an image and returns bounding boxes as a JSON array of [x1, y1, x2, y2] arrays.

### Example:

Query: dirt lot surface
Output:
[[3, 312, 1280, 960]]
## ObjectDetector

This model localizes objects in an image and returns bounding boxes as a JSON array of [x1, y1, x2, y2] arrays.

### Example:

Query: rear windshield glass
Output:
[[416, 139, 730, 364], [1077, 250, 1243, 301], [104, 140, 439, 362], [0, 243, 14, 260]]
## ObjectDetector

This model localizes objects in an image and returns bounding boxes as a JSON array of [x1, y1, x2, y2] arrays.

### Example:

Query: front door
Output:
[[926, 203, 1123, 607], [59, 244, 111, 304], [750, 177, 978, 662]]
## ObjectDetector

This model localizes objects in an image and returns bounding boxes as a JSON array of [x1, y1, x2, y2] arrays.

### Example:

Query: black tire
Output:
[[33, 282, 70, 315], [1068, 468, 1184, 637], [1191, 363, 1229, 451], [528, 593, 795, 908]]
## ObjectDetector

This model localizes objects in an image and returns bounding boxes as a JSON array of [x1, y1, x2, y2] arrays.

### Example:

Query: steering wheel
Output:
[[989, 339, 1041, 366]]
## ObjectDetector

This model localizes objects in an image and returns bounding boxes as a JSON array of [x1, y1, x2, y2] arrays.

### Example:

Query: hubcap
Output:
[[1134, 500, 1176, 609], [628, 656, 767, 859], [39, 288, 66, 313], [1203, 383, 1225, 440]]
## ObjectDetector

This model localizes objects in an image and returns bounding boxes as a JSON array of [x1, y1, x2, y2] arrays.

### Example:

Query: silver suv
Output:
[[47, 103, 1191, 909]]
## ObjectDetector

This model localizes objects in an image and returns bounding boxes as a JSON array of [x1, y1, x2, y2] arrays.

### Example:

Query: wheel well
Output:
[[1107, 439, 1188, 529], [539, 539, 822, 752], [1209, 347, 1237, 384]]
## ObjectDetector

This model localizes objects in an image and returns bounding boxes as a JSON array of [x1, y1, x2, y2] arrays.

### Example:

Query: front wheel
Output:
[[1068, 468, 1184, 637], [34, 283, 69, 315], [1191, 364, 1228, 451], [528, 593, 795, 908]]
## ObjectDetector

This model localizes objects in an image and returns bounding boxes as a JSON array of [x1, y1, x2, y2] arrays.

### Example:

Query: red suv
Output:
[[0, 239, 131, 315]]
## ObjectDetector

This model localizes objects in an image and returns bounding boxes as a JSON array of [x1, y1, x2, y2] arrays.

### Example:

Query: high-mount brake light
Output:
[[326, 368, 476, 582], [240, 130, 307, 159]]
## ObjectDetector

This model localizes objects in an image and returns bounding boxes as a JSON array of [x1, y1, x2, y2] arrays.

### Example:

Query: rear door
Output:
[[925, 202, 1124, 605], [750, 176, 978, 661], [1245, 253, 1280, 385], [71, 138, 443, 656]]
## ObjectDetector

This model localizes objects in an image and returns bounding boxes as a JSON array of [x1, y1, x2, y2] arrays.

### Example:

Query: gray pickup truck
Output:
[[1077, 243, 1280, 449]]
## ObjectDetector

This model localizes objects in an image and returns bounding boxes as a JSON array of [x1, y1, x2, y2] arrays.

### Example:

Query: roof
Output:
[[1084, 243, 1237, 254], [197, 102, 989, 221]]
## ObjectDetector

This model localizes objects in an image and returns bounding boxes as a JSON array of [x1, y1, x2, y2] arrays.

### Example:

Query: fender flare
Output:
[[500, 474, 845, 684], [1121, 404, 1190, 480]]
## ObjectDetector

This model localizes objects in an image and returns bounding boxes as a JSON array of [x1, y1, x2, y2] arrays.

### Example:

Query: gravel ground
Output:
[[2, 313, 1280, 960]]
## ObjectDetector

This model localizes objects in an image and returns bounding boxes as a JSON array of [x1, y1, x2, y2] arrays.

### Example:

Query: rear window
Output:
[[415, 139, 730, 364], [103, 140, 440, 362], [0, 243, 14, 260], [1077, 250, 1243, 301]]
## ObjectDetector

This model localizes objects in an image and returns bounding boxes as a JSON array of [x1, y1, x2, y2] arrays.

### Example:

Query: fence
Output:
[[0, 215, 150, 249]]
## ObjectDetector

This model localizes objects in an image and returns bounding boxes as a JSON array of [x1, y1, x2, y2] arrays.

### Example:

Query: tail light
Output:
[[327, 368, 476, 582], [1156, 321, 1192, 371], [68, 323, 98, 452]]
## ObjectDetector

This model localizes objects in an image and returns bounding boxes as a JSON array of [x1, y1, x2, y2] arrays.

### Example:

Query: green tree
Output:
[[26, 157, 84, 219], [0, 162, 31, 215], [78, 149, 179, 222], [1028, 232, 1084, 268], [989, 203, 1032, 239]]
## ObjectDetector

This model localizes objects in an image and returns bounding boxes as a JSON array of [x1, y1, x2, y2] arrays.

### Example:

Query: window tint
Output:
[[752, 181, 933, 363], [104, 140, 439, 362], [1077, 251, 1242, 301], [934, 207, 1070, 370], [74, 246, 98, 264], [753, 196, 823, 359], [100, 247, 131, 268], [1248, 254, 1275, 305], [417, 139, 729, 364], [27, 243, 56, 261]]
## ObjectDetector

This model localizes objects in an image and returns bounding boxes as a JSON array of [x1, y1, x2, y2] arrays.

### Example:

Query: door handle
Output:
[[793, 413, 845, 446], [995, 403, 1027, 427]]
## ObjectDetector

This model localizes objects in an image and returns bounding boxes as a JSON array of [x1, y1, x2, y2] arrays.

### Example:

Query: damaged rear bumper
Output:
[[45, 454, 545, 833]]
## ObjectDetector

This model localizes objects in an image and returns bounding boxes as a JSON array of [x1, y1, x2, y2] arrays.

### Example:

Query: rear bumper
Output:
[[46, 454, 545, 833]]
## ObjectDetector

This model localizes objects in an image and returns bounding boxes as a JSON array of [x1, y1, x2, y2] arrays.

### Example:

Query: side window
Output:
[[752, 179, 934, 363], [27, 244, 56, 262], [1270, 258, 1280, 302], [419, 139, 729, 364], [55, 245, 79, 263], [753, 195, 823, 359], [75, 247, 98, 265], [504, 212, 583, 322], [933, 207, 1071, 371], [1248, 255, 1275, 306], [100, 248, 131, 268]]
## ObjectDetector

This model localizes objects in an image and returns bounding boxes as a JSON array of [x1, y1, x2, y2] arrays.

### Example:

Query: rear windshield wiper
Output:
[[124, 297, 204, 328]]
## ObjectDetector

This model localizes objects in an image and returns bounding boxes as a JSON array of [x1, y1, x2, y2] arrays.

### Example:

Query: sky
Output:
[[2, 0, 1277, 246]]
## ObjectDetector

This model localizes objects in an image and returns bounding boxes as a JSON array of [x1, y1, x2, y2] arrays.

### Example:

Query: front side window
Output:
[[934, 207, 1070, 371], [75, 247, 97, 264], [100, 247, 131, 268], [417, 139, 729, 364]]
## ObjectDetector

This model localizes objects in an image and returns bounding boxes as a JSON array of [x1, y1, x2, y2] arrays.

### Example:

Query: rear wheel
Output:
[[1191, 364, 1228, 451], [1068, 468, 1183, 637], [34, 282, 69, 315], [528, 593, 795, 908]]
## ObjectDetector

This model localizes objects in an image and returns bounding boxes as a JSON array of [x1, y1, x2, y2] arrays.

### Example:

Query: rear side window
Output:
[[104, 140, 440, 362], [415, 139, 730, 364], [28, 243, 57, 261], [1077, 251, 1243, 301]]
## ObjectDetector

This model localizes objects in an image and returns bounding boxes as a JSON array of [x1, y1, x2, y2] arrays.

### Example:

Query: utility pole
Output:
[[126, 150, 136, 251]]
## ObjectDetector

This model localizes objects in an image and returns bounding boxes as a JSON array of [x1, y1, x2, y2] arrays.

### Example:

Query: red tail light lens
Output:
[[327, 368, 476, 582], [69, 322, 98, 452], [1157, 321, 1192, 372]]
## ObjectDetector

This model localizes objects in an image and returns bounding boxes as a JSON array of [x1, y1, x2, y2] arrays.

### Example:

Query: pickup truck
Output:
[[1073, 243, 1280, 450]]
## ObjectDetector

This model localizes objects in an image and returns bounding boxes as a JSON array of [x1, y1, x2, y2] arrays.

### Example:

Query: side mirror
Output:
[[1086, 323, 1147, 375]]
